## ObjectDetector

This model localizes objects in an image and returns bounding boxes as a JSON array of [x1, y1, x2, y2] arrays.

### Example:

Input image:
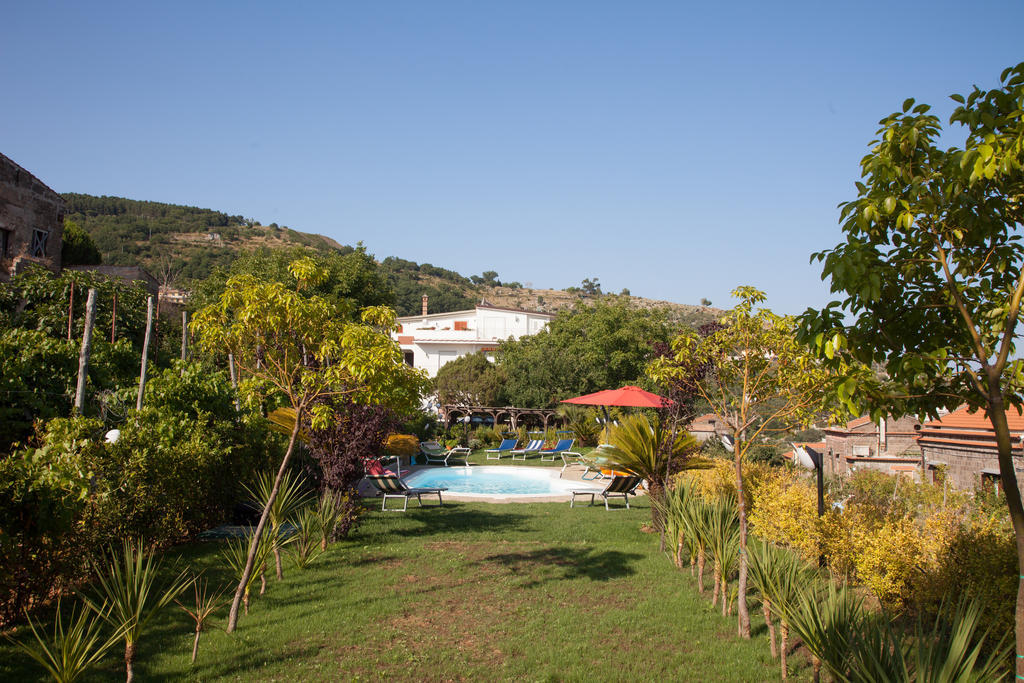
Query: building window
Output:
[[403, 351, 414, 367], [0, 228, 9, 258], [30, 229, 49, 257]]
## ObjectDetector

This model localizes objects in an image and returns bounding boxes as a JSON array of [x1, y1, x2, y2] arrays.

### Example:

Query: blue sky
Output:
[[4, 1, 1022, 314]]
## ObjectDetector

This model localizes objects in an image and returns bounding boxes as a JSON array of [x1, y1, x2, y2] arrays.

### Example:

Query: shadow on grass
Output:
[[479, 546, 644, 587], [361, 502, 532, 538]]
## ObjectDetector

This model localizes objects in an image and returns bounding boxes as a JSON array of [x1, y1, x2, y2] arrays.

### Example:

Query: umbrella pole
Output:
[[601, 406, 611, 445]]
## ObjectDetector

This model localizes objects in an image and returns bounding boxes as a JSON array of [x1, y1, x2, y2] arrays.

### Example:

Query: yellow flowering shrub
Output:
[[851, 516, 925, 608], [748, 469, 821, 562], [384, 434, 419, 457]]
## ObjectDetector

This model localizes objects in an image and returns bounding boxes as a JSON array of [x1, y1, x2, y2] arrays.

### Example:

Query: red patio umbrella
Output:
[[561, 385, 673, 443], [561, 385, 673, 409]]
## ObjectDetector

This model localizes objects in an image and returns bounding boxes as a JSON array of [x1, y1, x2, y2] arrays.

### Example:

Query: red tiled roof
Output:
[[916, 406, 1024, 453], [846, 416, 873, 430]]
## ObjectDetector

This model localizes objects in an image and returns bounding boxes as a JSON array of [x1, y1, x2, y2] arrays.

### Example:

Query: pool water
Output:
[[403, 466, 603, 497]]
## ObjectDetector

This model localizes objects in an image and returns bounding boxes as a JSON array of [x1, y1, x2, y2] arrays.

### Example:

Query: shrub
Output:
[[384, 434, 418, 457]]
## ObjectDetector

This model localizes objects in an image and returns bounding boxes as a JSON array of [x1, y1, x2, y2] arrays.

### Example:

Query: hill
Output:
[[63, 192, 722, 324]]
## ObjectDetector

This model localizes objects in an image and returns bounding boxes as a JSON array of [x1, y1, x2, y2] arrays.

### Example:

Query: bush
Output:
[[384, 434, 418, 457]]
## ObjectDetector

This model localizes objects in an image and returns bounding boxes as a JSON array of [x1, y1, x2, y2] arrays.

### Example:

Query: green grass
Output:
[[1, 496, 807, 681]]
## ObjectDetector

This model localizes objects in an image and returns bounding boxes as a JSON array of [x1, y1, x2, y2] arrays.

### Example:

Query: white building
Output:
[[394, 297, 554, 378]]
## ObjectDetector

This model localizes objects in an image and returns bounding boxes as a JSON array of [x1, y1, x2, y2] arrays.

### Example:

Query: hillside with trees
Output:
[[63, 192, 721, 322]]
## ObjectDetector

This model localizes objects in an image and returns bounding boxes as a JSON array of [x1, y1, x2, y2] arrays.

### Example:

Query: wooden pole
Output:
[[181, 310, 189, 363], [228, 353, 240, 410], [67, 280, 75, 341], [73, 288, 97, 414], [111, 292, 117, 342], [136, 296, 154, 410]]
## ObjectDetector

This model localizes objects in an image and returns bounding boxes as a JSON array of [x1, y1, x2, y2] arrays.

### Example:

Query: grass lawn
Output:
[[1, 494, 807, 681]]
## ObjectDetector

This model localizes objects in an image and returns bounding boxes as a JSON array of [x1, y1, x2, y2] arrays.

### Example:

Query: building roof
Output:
[[0, 152, 62, 202], [396, 304, 553, 323], [916, 405, 1024, 453]]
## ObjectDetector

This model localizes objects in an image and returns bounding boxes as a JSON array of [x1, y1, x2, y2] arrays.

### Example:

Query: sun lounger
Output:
[[419, 440, 472, 466], [485, 438, 518, 460], [539, 438, 575, 461], [510, 439, 545, 460], [570, 475, 642, 510], [366, 474, 447, 512]]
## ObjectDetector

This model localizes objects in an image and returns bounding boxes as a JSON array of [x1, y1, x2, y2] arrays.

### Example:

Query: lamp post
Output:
[[807, 447, 825, 567], [462, 415, 471, 448]]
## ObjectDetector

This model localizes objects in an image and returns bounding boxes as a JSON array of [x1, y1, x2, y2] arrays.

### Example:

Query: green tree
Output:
[[433, 352, 506, 406], [499, 300, 673, 407], [651, 287, 837, 639], [191, 258, 425, 632], [797, 62, 1024, 673], [60, 220, 102, 266]]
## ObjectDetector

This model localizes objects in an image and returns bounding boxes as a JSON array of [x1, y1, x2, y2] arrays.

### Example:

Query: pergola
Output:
[[440, 404, 560, 431]]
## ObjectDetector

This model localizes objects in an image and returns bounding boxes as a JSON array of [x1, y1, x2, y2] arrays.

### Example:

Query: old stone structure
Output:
[[916, 407, 1024, 492], [0, 153, 64, 282], [65, 265, 160, 297], [823, 415, 923, 478]]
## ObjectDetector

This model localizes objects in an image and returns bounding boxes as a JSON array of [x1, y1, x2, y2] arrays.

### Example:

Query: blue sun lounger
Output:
[[485, 438, 518, 460]]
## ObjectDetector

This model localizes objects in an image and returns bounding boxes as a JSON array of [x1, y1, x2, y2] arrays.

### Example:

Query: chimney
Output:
[[878, 416, 887, 454], [421, 295, 428, 317]]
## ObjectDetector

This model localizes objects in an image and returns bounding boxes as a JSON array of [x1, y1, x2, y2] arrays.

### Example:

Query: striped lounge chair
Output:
[[570, 475, 642, 510], [510, 439, 545, 460], [366, 474, 447, 512], [485, 438, 518, 460]]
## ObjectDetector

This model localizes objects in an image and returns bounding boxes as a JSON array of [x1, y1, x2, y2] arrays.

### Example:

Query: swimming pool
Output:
[[403, 466, 604, 497]]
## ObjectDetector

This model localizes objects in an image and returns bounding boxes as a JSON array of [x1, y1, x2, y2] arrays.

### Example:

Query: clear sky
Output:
[[3, 1, 1022, 314]]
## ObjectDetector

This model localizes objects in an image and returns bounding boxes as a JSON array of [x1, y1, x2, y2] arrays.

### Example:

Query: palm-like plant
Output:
[[175, 576, 230, 664], [290, 506, 327, 569], [245, 469, 314, 580], [6, 598, 127, 683], [705, 494, 740, 617], [221, 532, 272, 616], [83, 539, 192, 683], [604, 413, 698, 532], [314, 489, 345, 551], [752, 543, 819, 681]]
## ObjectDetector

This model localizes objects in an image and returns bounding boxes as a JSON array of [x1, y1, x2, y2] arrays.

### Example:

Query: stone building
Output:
[[0, 153, 64, 282], [65, 265, 160, 297], [915, 406, 1024, 492], [823, 415, 923, 478]]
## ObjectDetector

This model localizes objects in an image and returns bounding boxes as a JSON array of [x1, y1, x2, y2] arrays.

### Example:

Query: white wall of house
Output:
[[394, 304, 553, 378]]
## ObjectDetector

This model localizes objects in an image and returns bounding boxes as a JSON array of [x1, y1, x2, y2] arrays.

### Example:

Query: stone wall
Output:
[[824, 415, 921, 476], [0, 153, 64, 281], [921, 442, 1024, 492]]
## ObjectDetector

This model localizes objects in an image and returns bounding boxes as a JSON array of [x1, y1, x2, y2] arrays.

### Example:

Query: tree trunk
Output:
[[226, 414, 303, 632], [984, 385, 1024, 681], [733, 447, 751, 638], [136, 296, 154, 410], [243, 589, 249, 615], [697, 546, 706, 592], [763, 601, 777, 658], [674, 532, 683, 569], [181, 310, 189, 363], [259, 568, 266, 595], [780, 622, 789, 681], [812, 656, 821, 683], [125, 640, 136, 683], [273, 543, 283, 580], [712, 559, 721, 606], [73, 289, 97, 415], [721, 576, 728, 616], [191, 629, 200, 663]]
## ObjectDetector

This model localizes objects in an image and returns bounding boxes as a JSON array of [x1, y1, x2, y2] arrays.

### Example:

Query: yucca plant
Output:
[[314, 489, 346, 551], [221, 532, 272, 616], [705, 493, 740, 616], [746, 538, 783, 659], [654, 483, 691, 570], [752, 543, 819, 681], [290, 506, 327, 569], [908, 597, 1011, 683], [688, 497, 714, 592], [6, 598, 127, 683], [82, 539, 192, 683], [175, 576, 230, 664], [245, 469, 314, 580]]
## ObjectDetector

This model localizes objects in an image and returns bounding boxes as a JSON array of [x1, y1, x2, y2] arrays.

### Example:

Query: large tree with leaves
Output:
[[499, 300, 673, 407], [651, 287, 837, 639], [191, 257, 425, 632], [797, 62, 1024, 673]]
